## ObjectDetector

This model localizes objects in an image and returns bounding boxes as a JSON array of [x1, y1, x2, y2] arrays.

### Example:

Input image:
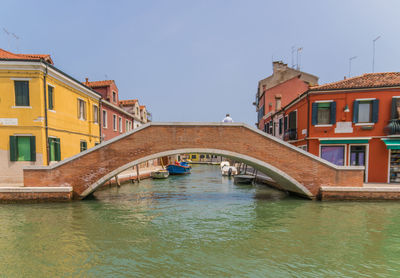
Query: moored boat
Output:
[[233, 174, 255, 184], [166, 163, 191, 175], [220, 161, 238, 176], [150, 170, 170, 179]]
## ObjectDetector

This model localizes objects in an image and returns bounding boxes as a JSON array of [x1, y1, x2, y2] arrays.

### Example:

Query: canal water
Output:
[[0, 165, 400, 277]]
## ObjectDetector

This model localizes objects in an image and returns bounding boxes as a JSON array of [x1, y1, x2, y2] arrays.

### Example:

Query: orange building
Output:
[[264, 72, 400, 184]]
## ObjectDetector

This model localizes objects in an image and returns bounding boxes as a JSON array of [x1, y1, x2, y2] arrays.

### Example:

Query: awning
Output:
[[320, 139, 369, 144], [382, 139, 400, 150]]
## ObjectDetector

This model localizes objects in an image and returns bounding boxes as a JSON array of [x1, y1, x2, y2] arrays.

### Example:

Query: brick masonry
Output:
[[320, 190, 400, 201], [0, 191, 72, 202], [23, 124, 365, 199]]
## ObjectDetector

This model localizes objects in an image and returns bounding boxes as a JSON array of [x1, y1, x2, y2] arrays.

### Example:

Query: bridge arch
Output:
[[23, 123, 364, 200], [82, 148, 313, 198]]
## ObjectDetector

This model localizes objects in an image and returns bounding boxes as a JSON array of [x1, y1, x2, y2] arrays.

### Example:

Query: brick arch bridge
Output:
[[23, 123, 364, 199]]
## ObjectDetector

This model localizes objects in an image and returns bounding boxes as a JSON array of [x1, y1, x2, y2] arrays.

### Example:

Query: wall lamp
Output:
[[344, 105, 350, 113]]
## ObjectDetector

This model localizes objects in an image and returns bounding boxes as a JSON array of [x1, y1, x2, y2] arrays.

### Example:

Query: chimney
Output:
[[85, 77, 89, 83], [272, 61, 288, 74]]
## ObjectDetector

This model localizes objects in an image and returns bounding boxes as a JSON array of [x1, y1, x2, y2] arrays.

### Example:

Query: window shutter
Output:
[[55, 138, 61, 161], [353, 100, 359, 123], [77, 100, 80, 119], [284, 116, 288, 131], [330, 102, 337, 124], [9, 136, 17, 161], [311, 103, 318, 125], [48, 86, 53, 110], [391, 98, 398, 120], [30, 136, 36, 161], [372, 99, 379, 123]]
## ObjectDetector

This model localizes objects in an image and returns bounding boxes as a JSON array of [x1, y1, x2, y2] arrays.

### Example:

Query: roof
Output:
[[311, 72, 400, 91], [140, 105, 146, 110], [119, 99, 138, 106], [0, 48, 53, 64], [84, 80, 115, 88]]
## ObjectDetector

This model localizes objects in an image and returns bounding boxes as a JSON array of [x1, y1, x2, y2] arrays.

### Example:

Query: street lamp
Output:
[[372, 35, 381, 73], [349, 56, 357, 77]]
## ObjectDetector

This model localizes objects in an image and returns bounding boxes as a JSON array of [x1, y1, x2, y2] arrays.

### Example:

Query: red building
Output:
[[265, 72, 400, 184], [255, 61, 318, 130], [84, 79, 134, 141]]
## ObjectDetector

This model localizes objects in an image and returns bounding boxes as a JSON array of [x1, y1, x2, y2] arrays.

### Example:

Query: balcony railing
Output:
[[385, 119, 400, 135], [284, 128, 297, 141]]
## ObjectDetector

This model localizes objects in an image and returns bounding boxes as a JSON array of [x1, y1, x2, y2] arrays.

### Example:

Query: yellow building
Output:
[[0, 49, 101, 185]]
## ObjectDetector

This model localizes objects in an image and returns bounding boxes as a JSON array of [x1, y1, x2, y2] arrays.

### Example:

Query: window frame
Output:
[[93, 105, 99, 124], [77, 98, 87, 121], [113, 114, 117, 131], [357, 100, 373, 124], [9, 135, 36, 162], [119, 117, 123, 133], [319, 144, 346, 166], [102, 110, 107, 128], [14, 80, 30, 107], [80, 140, 87, 152]]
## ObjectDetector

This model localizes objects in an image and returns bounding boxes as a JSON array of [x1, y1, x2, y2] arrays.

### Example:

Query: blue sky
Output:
[[1, 0, 400, 124]]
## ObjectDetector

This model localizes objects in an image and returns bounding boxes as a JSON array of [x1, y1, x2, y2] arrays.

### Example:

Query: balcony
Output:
[[385, 119, 400, 135], [284, 128, 297, 141]]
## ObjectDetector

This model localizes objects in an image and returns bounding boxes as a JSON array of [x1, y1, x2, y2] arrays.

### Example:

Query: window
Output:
[[14, 81, 29, 106], [9, 136, 36, 161], [317, 103, 330, 124], [48, 138, 61, 161], [191, 154, 196, 159], [112, 92, 116, 102], [77, 99, 86, 120], [312, 102, 336, 125], [391, 98, 400, 120], [321, 146, 345, 166], [80, 141, 87, 152], [48, 85, 54, 110], [119, 117, 122, 133], [279, 118, 283, 135], [350, 146, 366, 166], [113, 115, 117, 131], [353, 99, 379, 123], [358, 101, 372, 123], [93, 105, 99, 124], [102, 110, 107, 128]]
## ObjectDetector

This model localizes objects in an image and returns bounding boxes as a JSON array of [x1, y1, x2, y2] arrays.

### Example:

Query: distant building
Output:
[[255, 61, 318, 130], [119, 99, 143, 128], [0, 49, 101, 185]]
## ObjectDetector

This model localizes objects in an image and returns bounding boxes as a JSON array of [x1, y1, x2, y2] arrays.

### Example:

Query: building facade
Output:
[[264, 72, 400, 184], [0, 49, 101, 185], [255, 61, 318, 129], [84, 80, 135, 140]]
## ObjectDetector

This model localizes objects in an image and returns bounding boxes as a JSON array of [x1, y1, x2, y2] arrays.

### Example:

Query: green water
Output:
[[1, 165, 400, 277]]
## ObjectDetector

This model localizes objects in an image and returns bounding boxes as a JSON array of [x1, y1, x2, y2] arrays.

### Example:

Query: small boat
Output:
[[234, 174, 255, 184], [166, 162, 191, 175], [150, 170, 170, 179], [220, 161, 238, 176]]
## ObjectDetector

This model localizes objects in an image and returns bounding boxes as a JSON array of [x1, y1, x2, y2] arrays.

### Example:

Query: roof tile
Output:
[[0, 48, 53, 64]]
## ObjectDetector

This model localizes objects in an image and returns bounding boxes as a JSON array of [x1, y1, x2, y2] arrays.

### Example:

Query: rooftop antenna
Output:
[[291, 46, 296, 68], [11, 32, 20, 52], [3, 28, 11, 50], [296, 47, 303, 70], [349, 56, 357, 77], [372, 35, 381, 73]]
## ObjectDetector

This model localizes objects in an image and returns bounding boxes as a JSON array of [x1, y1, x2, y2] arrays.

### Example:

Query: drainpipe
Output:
[[43, 61, 49, 165], [99, 99, 102, 142], [306, 91, 310, 151]]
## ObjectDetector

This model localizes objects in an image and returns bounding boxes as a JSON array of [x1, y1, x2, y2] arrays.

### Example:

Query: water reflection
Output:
[[0, 165, 399, 277]]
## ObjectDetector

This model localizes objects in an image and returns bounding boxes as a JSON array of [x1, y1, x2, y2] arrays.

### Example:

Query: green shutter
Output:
[[48, 86, 54, 110], [30, 136, 36, 161], [14, 81, 29, 106], [311, 103, 318, 125], [372, 99, 379, 123], [9, 136, 17, 161], [353, 100, 359, 123], [330, 102, 337, 124], [55, 138, 61, 161], [392, 98, 399, 120]]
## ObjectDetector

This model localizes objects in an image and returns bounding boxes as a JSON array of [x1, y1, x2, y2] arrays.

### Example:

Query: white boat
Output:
[[150, 170, 170, 179], [220, 161, 238, 176]]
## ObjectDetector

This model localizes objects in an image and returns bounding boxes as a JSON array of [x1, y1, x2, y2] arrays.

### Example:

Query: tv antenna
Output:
[[349, 56, 357, 77], [372, 35, 381, 73], [296, 47, 303, 70]]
